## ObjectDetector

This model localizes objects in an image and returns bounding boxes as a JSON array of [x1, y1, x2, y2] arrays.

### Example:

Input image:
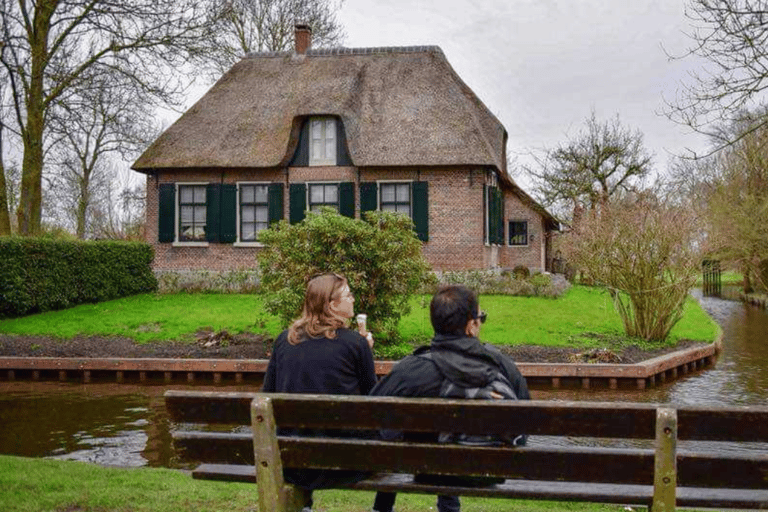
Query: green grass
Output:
[[0, 286, 719, 351], [0, 454, 673, 512]]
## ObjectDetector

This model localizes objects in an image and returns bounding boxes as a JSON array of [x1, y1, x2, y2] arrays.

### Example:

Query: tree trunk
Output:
[[0, 130, 11, 235], [16, 0, 56, 236]]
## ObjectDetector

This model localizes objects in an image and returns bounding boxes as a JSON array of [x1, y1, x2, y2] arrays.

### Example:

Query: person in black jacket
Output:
[[262, 272, 377, 512], [370, 284, 530, 512]]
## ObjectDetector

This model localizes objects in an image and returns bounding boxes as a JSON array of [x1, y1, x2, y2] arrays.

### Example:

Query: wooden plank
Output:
[[165, 391, 257, 424], [192, 463, 255, 483], [165, 392, 660, 438], [173, 432, 254, 464], [266, 394, 659, 439], [678, 451, 768, 489], [677, 406, 768, 441], [278, 438, 656, 485]]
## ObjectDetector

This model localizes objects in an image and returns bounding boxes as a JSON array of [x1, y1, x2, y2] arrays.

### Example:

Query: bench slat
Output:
[[165, 391, 256, 424], [189, 465, 768, 510], [678, 407, 768, 441], [175, 432, 768, 489]]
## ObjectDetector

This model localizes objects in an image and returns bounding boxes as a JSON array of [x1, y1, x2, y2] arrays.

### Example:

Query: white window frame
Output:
[[377, 180, 413, 219], [173, 182, 209, 247], [308, 117, 337, 166], [234, 182, 271, 247], [508, 220, 529, 247], [307, 181, 340, 213]]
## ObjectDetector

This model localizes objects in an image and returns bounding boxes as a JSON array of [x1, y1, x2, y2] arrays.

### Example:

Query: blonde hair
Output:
[[287, 273, 350, 344]]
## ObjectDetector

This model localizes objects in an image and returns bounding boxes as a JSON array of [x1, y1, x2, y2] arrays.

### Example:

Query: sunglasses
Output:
[[476, 310, 487, 324]]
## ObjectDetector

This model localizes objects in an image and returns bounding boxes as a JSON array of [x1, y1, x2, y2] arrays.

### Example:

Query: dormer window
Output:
[[309, 117, 336, 166]]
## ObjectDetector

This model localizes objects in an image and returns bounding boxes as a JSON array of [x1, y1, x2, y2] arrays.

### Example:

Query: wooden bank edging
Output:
[[0, 335, 722, 390]]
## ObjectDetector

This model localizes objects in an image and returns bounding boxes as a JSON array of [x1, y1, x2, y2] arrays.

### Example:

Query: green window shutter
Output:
[[289, 183, 307, 224], [206, 184, 221, 243], [489, 187, 499, 245], [360, 182, 378, 220], [289, 120, 310, 167], [268, 183, 284, 224], [158, 184, 175, 243], [498, 190, 505, 245], [412, 181, 429, 242], [339, 182, 355, 218], [336, 119, 352, 166], [483, 184, 487, 244], [219, 184, 237, 243]]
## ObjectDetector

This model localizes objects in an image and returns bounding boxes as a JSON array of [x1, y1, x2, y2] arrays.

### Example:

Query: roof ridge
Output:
[[245, 45, 444, 59]]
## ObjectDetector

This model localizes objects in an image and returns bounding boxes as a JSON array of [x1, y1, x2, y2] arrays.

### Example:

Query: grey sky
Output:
[[338, 0, 710, 188]]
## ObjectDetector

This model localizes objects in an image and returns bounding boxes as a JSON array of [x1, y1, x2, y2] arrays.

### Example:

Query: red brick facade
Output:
[[145, 165, 553, 273]]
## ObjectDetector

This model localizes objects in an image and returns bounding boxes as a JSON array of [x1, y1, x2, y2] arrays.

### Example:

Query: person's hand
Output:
[[365, 332, 374, 349]]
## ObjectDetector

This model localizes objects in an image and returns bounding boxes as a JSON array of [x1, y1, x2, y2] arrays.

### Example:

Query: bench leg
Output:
[[651, 407, 677, 512], [252, 396, 310, 512]]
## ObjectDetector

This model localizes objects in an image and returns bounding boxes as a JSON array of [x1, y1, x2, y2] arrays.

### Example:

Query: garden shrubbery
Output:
[[257, 209, 434, 342], [430, 269, 570, 298], [0, 237, 157, 318]]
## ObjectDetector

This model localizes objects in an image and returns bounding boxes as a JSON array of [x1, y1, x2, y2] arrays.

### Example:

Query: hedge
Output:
[[0, 238, 157, 318]]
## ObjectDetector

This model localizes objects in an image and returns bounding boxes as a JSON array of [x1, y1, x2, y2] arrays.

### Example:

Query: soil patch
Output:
[[0, 332, 709, 364]]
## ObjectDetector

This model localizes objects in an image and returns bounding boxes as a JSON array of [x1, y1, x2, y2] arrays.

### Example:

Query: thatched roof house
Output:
[[133, 26, 558, 273]]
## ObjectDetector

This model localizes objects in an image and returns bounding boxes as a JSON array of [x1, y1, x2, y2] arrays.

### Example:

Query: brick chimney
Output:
[[295, 24, 312, 54]]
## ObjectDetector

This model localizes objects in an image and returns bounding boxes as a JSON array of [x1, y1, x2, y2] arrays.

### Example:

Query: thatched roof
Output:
[[132, 46, 508, 173]]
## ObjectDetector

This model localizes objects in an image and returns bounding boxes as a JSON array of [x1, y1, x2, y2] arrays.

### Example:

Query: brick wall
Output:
[[144, 166, 549, 273]]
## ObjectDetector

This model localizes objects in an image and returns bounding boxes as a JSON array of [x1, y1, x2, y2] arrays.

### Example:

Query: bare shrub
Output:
[[562, 196, 701, 341]]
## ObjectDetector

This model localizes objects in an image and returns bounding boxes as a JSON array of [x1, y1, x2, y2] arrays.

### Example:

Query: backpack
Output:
[[418, 351, 526, 447]]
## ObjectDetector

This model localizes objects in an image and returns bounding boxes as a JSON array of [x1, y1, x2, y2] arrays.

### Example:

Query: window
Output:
[[380, 182, 412, 217], [178, 184, 207, 242], [309, 118, 336, 166], [239, 184, 269, 242], [308, 183, 339, 212], [509, 221, 528, 246]]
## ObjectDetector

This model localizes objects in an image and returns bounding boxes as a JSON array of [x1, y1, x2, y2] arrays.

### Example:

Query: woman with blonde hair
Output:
[[262, 272, 377, 511]]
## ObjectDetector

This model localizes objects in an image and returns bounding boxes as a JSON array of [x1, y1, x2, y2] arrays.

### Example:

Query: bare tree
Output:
[[202, 0, 346, 77], [526, 112, 653, 222], [666, 0, 768, 153], [705, 123, 768, 291], [45, 72, 156, 238], [0, 0, 213, 236]]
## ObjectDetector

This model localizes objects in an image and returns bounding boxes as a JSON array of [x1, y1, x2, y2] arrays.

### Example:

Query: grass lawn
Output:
[[0, 454, 683, 512], [0, 285, 719, 352]]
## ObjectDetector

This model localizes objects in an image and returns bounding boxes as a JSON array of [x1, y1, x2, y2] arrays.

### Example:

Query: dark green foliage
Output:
[[0, 237, 157, 318], [257, 208, 435, 342]]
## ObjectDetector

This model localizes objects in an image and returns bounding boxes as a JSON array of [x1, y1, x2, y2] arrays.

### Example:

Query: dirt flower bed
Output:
[[0, 332, 709, 364]]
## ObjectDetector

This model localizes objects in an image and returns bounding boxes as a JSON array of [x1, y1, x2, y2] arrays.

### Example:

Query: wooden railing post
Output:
[[252, 396, 309, 512], [651, 407, 677, 512]]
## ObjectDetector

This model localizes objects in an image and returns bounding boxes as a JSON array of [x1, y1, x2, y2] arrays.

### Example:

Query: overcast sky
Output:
[[337, 0, 710, 188]]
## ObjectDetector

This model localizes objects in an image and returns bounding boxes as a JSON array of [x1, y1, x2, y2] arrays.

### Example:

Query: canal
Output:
[[1, 291, 766, 468]]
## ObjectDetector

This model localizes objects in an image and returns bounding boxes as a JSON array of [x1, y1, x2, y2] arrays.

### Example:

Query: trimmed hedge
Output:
[[0, 238, 157, 318]]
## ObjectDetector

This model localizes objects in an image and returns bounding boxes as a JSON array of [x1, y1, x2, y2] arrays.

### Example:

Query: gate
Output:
[[702, 260, 721, 297]]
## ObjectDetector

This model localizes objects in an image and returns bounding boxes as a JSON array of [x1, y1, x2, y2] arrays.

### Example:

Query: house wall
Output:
[[144, 166, 548, 273]]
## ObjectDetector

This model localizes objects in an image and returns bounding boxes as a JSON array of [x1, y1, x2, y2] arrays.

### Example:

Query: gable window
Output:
[[380, 182, 412, 217], [178, 184, 207, 242], [308, 183, 339, 212], [309, 118, 336, 166], [509, 221, 528, 246], [239, 184, 269, 242]]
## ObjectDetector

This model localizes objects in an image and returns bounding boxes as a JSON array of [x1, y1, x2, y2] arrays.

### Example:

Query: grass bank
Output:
[[0, 455, 680, 512], [0, 285, 719, 352]]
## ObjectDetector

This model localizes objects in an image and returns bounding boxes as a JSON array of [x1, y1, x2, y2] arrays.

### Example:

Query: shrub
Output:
[[0, 237, 157, 318], [562, 196, 700, 341], [257, 209, 434, 342], [156, 269, 259, 294], [429, 270, 570, 298], [512, 265, 530, 279]]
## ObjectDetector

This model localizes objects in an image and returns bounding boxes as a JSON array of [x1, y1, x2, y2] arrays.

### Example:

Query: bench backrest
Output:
[[165, 391, 768, 511]]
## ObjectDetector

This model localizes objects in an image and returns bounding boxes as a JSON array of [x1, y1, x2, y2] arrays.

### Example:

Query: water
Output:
[[0, 292, 766, 468]]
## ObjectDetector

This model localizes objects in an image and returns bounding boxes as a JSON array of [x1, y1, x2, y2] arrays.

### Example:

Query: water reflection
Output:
[[0, 292, 765, 467]]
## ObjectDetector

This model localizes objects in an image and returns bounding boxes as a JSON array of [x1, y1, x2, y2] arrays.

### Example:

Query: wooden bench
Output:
[[165, 390, 768, 512]]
